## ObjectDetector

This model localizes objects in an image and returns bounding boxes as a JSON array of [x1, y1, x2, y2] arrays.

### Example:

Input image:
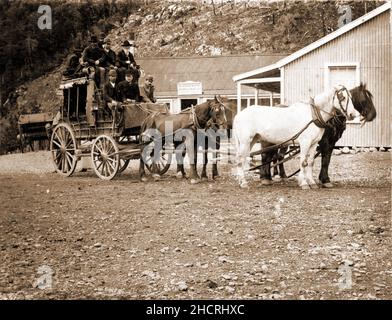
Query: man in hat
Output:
[[140, 75, 157, 103], [82, 35, 106, 87], [103, 69, 120, 112], [117, 70, 141, 103], [98, 32, 106, 49], [102, 38, 117, 69], [82, 35, 105, 67], [117, 40, 140, 83]]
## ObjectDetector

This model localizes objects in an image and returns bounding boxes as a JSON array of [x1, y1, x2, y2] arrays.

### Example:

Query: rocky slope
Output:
[[16, 1, 384, 113]]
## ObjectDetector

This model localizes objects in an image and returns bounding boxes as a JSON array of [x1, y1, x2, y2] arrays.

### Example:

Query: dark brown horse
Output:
[[259, 83, 376, 186], [200, 97, 236, 180], [139, 96, 228, 183]]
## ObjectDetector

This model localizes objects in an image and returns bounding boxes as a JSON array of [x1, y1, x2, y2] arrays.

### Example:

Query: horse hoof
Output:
[[322, 182, 334, 188], [212, 175, 220, 181], [261, 179, 272, 186], [191, 179, 200, 184], [272, 175, 281, 181], [201, 176, 208, 182], [152, 174, 161, 181], [309, 184, 319, 189], [301, 185, 310, 190], [240, 182, 249, 188], [140, 176, 148, 182], [176, 172, 183, 179]]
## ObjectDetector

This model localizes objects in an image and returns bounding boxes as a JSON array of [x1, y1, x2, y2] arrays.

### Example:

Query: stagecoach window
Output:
[[63, 85, 87, 119]]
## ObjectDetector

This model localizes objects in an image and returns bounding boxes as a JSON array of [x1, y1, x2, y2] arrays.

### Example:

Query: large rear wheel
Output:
[[50, 122, 78, 177]]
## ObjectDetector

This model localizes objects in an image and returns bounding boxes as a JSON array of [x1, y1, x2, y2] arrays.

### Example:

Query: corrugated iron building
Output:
[[137, 54, 286, 113], [233, 2, 391, 147]]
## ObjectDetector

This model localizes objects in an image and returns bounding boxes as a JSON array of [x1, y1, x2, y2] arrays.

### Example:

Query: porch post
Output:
[[269, 91, 273, 106], [254, 88, 259, 105], [237, 81, 242, 114]]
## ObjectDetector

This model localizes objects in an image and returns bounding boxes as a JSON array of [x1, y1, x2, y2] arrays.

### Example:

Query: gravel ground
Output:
[[0, 151, 390, 300]]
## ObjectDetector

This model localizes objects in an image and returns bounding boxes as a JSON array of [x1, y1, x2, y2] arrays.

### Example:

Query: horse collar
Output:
[[191, 105, 202, 130], [310, 97, 329, 129]]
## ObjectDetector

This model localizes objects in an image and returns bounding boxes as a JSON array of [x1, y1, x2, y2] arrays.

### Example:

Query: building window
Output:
[[180, 99, 198, 110], [156, 99, 172, 112]]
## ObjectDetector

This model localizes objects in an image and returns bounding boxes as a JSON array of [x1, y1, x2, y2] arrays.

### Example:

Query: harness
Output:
[[190, 98, 228, 130], [310, 97, 329, 128], [190, 105, 202, 130], [251, 86, 353, 157], [310, 86, 352, 128]]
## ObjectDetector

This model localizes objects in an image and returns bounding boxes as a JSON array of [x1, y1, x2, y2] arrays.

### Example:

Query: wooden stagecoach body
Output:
[[50, 77, 171, 180]]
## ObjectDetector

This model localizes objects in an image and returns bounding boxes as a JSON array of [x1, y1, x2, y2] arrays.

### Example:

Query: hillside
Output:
[[1, 0, 384, 152], [22, 1, 383, 111]]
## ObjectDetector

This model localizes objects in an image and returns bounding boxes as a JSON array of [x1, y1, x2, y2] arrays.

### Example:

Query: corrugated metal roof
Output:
[[233, 2, 391, 82], [137, 54, 286, 96]]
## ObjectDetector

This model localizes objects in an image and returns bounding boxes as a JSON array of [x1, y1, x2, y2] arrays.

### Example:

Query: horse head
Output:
[[206, 95, 230, 130], [350, 82, 376, 125], [332, 84, 356, 121]]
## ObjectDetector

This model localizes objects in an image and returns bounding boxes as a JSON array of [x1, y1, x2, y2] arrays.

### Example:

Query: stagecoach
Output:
[[50, 77, 172, 180]]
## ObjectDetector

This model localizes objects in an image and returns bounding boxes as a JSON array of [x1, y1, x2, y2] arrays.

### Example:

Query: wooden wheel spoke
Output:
[[57, 127, 65, 142], [61, 154, 66, 172], [65, 152, 74, 168], [65, 153, 73, 170], [107, 160, 115, 172], [53, 131, 62, 144], [65, 138, 74, 148], [100, 161, 106, 175], [102, 139, 109, 153], [96, 141, 104, 154], [54, 151, 62, 162], [52, 139, 62, 149], [95, 160, 103, 172], [103, 162, 110, 176]]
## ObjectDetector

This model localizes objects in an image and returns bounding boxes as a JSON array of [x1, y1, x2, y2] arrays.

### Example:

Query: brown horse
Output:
[[200, 97, 236, 180], [139, 96, 228, 183]]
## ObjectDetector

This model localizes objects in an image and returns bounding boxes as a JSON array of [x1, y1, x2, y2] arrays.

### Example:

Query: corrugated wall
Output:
[[283, 11, 391, 147]]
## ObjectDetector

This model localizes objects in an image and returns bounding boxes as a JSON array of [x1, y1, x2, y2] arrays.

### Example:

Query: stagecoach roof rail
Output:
[[59, 77, 89, 89]]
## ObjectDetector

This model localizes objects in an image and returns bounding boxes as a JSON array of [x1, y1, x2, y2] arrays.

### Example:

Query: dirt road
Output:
[[0, 151, 390, 299]]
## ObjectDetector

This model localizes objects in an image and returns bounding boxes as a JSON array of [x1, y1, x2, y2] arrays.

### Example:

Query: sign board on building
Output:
[[177, 81, 202, 95]]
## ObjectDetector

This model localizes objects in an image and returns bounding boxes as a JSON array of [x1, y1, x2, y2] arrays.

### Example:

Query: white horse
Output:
[[233, 85, 356, 189]]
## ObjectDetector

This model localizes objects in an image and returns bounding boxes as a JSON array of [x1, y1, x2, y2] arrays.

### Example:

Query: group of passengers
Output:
[[63, 33, 157, 111]]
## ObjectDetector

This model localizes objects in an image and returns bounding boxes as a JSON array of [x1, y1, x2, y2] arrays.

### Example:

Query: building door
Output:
[[181, 99, 198, 110], [326, 64, 360, 123]]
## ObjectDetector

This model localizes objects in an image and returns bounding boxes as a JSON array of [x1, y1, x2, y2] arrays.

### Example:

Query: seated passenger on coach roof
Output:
[[117, 70, 142, 103], [103, 69, 120, 112], [140, 74, 157, 103]]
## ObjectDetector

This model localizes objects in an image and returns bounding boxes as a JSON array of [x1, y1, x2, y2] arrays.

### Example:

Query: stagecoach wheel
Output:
[[91, 135, 120, 180], [144, 142, 172, 175], [50, 122, 78, 177], [118, 159, 130, 174]]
